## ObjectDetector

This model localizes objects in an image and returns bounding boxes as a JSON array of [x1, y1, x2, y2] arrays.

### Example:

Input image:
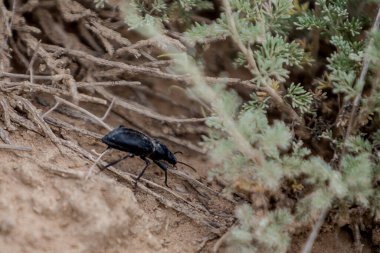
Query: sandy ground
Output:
[[0, 120, 232, 253], [0, 1, 374, 251], [0, 119, 369, 253]]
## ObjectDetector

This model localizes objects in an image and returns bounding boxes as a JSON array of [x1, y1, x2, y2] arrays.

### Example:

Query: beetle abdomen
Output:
[[102, 127, 154, 156]]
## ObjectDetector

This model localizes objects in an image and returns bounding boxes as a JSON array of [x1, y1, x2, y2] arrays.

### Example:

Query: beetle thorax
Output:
[[150, 140, 176, 165]]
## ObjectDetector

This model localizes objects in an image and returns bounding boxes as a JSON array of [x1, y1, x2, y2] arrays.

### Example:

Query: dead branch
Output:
[[26, 39, 41, 83], [42, 43, 189, 82], [301, 207, 329, 253], [10, 38, 30, 68], [155, 133, 206, 154], [95, 86, 208, 124], [44, 116, 102, 139], [0, 144, 32, 151], [346, 7, 380, 137], [78, 20, 104, 53], [0, 97, 16, 131], [170, 170, 221, 197], [353, 223, 363, 253], [44, 96, 112, 131], [56, 0, 95, 22], [77, 80, 141, 88], [8, 103, 39, 132], [16, 96, 64, 152], [41, 43, 254, 88], [0, 71, 69, 81], [0, 127, 11, 144], [19, 32, 80, 103], [212, 222, 236, 253], [115, 35, 186, 56], [1, 80, 107, 104]]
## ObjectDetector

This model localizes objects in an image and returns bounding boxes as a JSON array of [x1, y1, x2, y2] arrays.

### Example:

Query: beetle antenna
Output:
[[173, 151, 183, 155], [176, 161, 197, 172]]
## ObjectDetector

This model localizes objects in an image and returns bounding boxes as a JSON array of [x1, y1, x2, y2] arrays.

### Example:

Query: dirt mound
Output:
[[0, 131, 162, 253]]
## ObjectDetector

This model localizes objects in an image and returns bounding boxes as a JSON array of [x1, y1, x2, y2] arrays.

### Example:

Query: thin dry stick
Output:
[[41, 44, 255, 88], [1, 80, 107, 104], [346, 7, 380, 137], [106, 100, 206, 153], [42, 43, 187, 82], [50, 96, 112, 131], [77, 80, 141, 88], [17, 96, 64, 153], [8, 0, 16, 30], [0, 127, 11, 144], [10, 39, 30, 68], [1, 0, 16, 37], [0, 144, 32, 151], [85, 19, 157, 61], [353, 223, 363, 253], [0, 97, 15, 130], [78, 20, 104, 53], [153, 134, 206, 154], [212, 222, 236, 253], [85, 148, 109, 180], [20, 33, 80, 104], [44, 116, 102, 139], [26, 39, 41, 83], [170, 170, 225, 198], [8, 105, 39, 132], [100, 97, 115, 121], [119, 169, 203, 211], [41, 101, 60, 118], [301, 207, 329, 253], [96, 87, 208, 123], [0, 71, 69, 80], [196, 235, 218, 253], [111, 168, 223, 235], [221, 0, 301, 123]]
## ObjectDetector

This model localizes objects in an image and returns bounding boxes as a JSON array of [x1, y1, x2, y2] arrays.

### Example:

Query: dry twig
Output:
[[26, 39, 41, 83], [44, 96, 112, 131], [346, 7, 380, 137], [95, 87, 208, 124], [0, 144, 32, 151], [301, 207, 329, 253]]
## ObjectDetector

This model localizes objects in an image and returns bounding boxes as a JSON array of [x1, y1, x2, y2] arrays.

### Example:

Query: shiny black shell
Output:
[[102, 127, 154, 157]]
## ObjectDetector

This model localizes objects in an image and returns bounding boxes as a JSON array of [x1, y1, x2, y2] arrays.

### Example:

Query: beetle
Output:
[[100, 126, 196, 187]]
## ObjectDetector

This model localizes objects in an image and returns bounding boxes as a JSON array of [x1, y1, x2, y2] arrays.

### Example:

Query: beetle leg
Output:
[[135, 157, 151, 188], [98, 153, 134, 174], [153, 160, 170, 188], [105, 154, 134, 168]]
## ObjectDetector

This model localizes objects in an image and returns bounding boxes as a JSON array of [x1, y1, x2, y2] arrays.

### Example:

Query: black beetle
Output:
[[100, 126, 196, 187]]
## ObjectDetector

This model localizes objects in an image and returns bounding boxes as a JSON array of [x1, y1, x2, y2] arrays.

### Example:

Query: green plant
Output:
[[110, 0, 380, 252]]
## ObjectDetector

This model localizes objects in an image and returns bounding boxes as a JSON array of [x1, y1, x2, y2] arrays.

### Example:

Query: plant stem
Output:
[[221, 0, 302, 123], [346, 7, 380, 137]]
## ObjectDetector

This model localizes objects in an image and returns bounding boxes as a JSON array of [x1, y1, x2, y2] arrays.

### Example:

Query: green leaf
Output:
[[285, 83, 313, 114]]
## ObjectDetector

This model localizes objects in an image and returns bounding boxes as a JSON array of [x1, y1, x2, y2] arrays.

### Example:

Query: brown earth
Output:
[[0, 101, 369, 253], [0, 0, 373, 252]]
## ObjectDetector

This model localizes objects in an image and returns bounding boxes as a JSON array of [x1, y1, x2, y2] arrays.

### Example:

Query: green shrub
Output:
[[107, 0, 380, 251]]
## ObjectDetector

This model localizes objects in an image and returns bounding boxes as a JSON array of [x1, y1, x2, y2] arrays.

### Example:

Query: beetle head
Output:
[[153, 141, 196, 172], [166, 150, 177, 165], [161, 144, 177, 165], [152, 140, 177, 165]]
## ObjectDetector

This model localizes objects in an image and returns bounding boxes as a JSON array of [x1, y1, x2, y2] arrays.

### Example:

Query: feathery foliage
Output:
[[106, 0, 380, 251]]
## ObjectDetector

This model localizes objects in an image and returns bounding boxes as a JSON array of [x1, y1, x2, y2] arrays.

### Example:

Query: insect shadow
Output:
[[98, 126, 196, 187]]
